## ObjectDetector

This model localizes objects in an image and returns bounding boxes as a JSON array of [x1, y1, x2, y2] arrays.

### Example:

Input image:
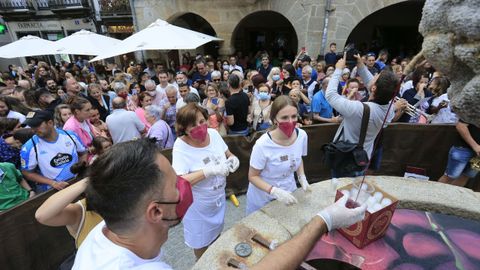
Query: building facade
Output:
[[133, 0, 416, 61], [0, 0, 133, 69]]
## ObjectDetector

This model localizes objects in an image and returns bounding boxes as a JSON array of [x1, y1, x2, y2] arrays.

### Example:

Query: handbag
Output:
[[322, 103, 370, 177]]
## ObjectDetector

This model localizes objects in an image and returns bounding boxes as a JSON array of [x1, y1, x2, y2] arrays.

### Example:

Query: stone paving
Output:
[[162, 195, 247, 270]]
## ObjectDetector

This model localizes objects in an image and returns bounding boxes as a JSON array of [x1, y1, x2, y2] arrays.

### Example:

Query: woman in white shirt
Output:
[[171, 103, 240, 259], [247, 95, 310, 215]]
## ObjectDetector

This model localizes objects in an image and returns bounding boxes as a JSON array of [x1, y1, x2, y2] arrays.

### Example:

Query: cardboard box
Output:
[[335, 181, 398, 249]]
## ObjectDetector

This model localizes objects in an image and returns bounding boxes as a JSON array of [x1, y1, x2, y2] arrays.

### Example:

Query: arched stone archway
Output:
[[231, 11, 298, 60], [168, 12, 219, 58], [345, 0, 425, 57], [133, 0, 414, 59], [323, 0, 416, 54]]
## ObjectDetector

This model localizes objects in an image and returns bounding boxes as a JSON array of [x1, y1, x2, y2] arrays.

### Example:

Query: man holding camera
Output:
[[326, 53, 397, 177]]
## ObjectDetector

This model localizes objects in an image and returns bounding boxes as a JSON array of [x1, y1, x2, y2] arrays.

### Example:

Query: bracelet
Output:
[[27, 189, 33, 192], [267, 185, 273, 194]]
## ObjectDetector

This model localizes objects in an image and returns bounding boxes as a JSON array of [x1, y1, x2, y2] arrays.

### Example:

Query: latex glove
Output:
[[203, 163, 230, 178], [270, 187, 298, 205], [226, 155, 240, 173], [317, 194, 367, 231], [298, 174, 311, 192]]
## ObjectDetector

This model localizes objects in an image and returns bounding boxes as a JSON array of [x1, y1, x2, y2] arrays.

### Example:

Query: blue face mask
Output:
[[272, 74, 281, 81], [258, 92, 270, 101]]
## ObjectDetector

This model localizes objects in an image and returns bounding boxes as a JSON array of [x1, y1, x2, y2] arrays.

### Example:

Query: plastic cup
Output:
[[350, 178, 375, 205]]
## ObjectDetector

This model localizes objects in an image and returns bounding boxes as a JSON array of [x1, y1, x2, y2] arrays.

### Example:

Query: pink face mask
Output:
[[278, 121, 297, 138], [160, 176, 193, 227], [189, 123, 208, 142]]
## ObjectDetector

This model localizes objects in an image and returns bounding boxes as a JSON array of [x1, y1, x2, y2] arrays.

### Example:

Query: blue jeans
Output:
[[445, 146, 478, 178]]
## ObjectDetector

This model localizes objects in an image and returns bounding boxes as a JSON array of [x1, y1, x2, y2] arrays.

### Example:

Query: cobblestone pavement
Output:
[[162, 195, 247, 270]]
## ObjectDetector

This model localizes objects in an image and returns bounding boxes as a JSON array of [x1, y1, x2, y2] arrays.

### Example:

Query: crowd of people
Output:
[[0, 42, 478, 268]]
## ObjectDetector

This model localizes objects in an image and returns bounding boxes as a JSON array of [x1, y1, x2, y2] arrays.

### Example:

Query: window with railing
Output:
[[100, 0, 131, 16], [47, 0, 88, 9], [0, 0, 34, 10], [36, 0, 49, 9]]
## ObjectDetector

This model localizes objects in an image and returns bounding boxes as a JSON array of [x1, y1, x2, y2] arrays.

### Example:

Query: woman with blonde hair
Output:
[[202, 83, 227, 136], [53, 104, 72, 128]]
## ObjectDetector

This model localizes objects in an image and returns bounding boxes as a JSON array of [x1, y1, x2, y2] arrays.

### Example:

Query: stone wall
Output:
[[419, 0, 480, 127], [133, 0, 409, 57]]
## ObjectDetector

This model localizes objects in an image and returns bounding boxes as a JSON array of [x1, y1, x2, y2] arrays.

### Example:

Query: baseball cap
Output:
[[22, 110, 53, 127], [342, 68, 351, 74]]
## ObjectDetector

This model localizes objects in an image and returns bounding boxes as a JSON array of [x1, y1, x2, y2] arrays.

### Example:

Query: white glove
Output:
[[317, 194, 367, 231], [226, 155, 240, 173], [203, 163, 230, 178], [270, 187, 298, 205], [298, 174, 311, 192]]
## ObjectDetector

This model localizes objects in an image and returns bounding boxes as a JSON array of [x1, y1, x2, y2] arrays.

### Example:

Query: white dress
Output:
[[246, 128, 308, 215], [172, 128, 228, 249]]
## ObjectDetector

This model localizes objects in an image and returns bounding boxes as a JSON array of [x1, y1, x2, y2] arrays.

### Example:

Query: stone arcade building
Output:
[[132, 0, 422, 59]]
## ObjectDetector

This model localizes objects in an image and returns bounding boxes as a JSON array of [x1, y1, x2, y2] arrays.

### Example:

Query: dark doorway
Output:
[[232, 11, 298, 62], [346, 0, 425, 59], [169, 12, 219, 58]]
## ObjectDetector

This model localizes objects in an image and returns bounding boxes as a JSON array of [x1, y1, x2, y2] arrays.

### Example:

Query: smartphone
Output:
[[212, 97, 219, 105], [248, 85, 254, 93]]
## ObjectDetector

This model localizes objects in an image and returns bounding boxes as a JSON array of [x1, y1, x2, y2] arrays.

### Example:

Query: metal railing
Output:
[[47, 0, 88, 9], [0, 0, 35, 10], [99, 0, 131, 16]]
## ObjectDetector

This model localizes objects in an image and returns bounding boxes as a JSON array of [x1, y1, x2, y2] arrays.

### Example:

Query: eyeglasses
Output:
[[212, 79, 221, 82]]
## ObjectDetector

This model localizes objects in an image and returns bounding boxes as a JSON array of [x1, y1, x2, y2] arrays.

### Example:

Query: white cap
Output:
[[342, 68, 351, 74]]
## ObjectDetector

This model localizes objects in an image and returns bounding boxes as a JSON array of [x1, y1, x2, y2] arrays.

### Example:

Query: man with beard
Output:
[[20, 110, 87, 192], [72, 139, 365, 269], [45, 77, 58, 95]]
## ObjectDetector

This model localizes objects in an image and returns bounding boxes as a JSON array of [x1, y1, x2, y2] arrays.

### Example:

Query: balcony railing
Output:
[[0, 0, 35, 11], [47, 0, 88, 9], [99, 0, 131, 16]]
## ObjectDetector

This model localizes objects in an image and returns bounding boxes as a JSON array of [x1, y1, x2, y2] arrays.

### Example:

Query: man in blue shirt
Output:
[[20, 110, 87, 192], [191, 59, 211, 82], [311, 78, 341, 123]]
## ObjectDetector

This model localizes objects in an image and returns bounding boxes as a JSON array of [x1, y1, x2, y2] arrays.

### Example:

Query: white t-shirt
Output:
[[172, 128, 228, 198], [430, 93, 457, 124], [73, 221, 172, 270], [175, 98, 186, 112], [7, 110, 26, 123], [246, 129, 308, 214], [20, 129, 86, 191], [152, 86, 168, 107]]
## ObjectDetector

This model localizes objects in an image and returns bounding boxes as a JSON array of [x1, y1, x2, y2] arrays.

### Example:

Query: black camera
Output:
[[344, 43, 359, 67]]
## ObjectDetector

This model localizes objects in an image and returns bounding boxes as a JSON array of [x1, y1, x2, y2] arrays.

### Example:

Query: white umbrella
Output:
[[0, 35, 58, 58], [90, 19, 222, 62], [55, 29, 121, 56]]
